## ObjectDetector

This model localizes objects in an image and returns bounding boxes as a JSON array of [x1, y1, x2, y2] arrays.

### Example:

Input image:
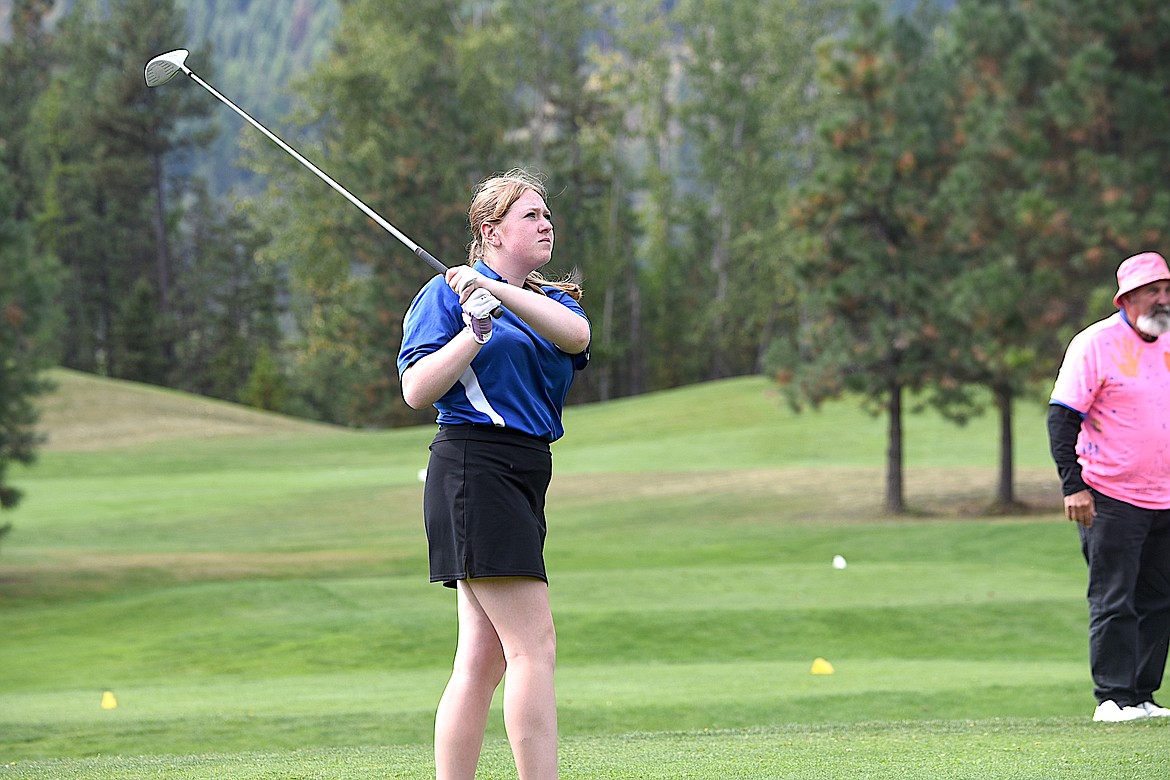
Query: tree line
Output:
[[2, 0, 1169, 518]]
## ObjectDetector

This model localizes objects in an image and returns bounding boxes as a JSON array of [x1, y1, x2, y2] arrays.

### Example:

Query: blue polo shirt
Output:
[[398, 262, 589, 442]]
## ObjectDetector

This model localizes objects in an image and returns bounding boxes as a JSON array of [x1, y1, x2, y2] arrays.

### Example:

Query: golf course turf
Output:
[[1, 369, 1166, 779]]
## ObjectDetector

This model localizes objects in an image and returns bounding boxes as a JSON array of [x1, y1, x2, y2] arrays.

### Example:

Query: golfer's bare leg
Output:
[[468, 577, 558, 780], [435, 581, 506, 780]]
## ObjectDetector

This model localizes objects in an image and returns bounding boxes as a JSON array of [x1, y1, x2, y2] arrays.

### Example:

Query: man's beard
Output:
[[1136, 306, 1170, 337]]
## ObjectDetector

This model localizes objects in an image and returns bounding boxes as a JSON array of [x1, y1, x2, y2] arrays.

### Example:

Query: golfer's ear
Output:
[[480, 222, 499, 245]]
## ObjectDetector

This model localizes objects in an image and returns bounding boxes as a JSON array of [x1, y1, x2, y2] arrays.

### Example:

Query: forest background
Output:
[[3, 0, 1170, 517]]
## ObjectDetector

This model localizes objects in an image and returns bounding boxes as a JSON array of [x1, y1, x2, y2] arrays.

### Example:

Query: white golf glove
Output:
[[462, 288, 501, 345]]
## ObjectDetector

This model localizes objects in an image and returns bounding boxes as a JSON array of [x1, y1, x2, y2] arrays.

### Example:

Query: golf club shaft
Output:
[[182, 69, 448, 275]]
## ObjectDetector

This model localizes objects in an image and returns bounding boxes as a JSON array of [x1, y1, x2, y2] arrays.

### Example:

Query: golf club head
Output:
[[144, 49, 190, 87]]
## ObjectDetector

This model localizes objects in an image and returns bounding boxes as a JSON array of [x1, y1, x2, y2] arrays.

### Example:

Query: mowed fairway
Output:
[[2, 369, 1166, 779]]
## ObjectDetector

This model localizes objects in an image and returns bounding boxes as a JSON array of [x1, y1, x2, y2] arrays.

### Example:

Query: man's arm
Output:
[[1047, 403, 1094, 526], [1047, 403, 1086, 495]]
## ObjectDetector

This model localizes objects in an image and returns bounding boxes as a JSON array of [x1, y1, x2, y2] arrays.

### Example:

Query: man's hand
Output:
[[1064, 489, 1095, 527]]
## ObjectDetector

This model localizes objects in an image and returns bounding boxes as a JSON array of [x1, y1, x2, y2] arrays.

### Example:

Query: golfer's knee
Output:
[[455, 644, 506, 687], [508, 631, 556, 673]]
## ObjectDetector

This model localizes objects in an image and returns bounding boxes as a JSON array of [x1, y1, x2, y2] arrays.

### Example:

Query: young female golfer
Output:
[[397, 169, 590, 780]]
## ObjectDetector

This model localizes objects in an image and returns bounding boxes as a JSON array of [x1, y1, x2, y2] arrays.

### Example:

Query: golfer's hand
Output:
[[446, 265, 490, 304], [462, 288, 501, 345], [1064, 489, 1095, 528]]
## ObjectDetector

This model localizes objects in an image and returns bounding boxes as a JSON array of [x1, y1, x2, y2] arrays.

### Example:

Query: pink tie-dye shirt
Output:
[[1050, 312, 1170, 509]]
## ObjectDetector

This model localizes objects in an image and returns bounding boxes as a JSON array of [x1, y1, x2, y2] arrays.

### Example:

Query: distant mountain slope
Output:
[[36, 369, 339, 452], [1, 0, 340, 195], [181, 0, 341, 195], [3, 0, 959, 194]]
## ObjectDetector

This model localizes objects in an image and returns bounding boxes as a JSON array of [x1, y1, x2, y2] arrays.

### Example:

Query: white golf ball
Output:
[[832, 554, 847, 569]]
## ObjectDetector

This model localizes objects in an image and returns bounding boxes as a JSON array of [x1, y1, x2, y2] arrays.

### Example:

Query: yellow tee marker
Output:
[[810, 657, 835, 675], [100, 691, 118, 709]]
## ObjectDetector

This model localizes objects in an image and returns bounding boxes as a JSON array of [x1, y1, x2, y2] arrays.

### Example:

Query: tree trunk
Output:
[[598, 285, 614, 401], [994, 384, 1016, 509], [626, 266, 643, 396], [708, 201, 733, 379], [885, 380, 905, 514], [151, 148, 171, 312]]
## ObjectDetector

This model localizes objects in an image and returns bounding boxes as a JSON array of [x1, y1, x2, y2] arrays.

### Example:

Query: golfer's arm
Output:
[[400, 334, 481, 409], [484, 280, 591, 354], [1047, 403, 1088, 496]]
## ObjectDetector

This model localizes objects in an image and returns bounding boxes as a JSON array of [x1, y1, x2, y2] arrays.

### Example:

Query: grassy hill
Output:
[[32, 366, 1062, 511], [36, 368, 337, 452], [10, 368, 1066, 594], [4, 371, 1166, 779]]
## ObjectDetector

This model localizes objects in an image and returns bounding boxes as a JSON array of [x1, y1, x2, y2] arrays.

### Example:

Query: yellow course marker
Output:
[[810, 657, 835, 675]]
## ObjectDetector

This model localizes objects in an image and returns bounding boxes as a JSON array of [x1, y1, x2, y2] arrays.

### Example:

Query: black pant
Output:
[[1079, 490, 1170, 706]]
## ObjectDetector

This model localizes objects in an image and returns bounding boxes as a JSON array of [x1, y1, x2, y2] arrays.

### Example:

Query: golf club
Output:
[[145, 48, 501, 315]]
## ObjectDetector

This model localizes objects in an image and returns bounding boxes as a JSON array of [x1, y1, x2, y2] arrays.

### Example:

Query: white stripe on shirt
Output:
[[459, 366, 505, 426]]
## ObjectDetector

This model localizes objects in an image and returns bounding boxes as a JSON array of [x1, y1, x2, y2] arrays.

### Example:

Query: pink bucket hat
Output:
[[1114, 252, 1170, 308]]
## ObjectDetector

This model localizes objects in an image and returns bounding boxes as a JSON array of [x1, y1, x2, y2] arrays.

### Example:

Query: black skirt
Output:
[[423, 425, 553, 588]]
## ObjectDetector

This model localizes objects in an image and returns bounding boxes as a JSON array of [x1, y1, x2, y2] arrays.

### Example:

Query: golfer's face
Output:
[[1125, 280, 1170, 321], [496, 189, 554, 267]]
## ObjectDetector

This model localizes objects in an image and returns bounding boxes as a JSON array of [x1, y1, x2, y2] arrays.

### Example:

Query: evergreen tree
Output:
[[240, 346, 288, 413], [935, 0, 1170, 508], [0, 163, 61, 518], [776, 1, 957, 514], [26, 0, 212, 377], [169, 184, 282, 404], [601, 1, 684, 397], [495, 0, 640, 402], [0, 0, 55, 221], [673, 0, 848, 384], [251, 0, 511, 425], [934, 0, 1091, 509], [113, 277, 168, 385]]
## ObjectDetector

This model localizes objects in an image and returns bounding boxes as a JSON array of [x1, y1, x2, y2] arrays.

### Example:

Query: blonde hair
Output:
[[467, 168, 583, 301]]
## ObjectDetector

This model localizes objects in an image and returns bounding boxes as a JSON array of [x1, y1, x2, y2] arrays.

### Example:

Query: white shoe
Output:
[[1093, 700, 1148, 722], [1137, 700, 1170, 718]]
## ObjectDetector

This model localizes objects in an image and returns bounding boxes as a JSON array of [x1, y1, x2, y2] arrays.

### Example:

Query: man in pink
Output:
[[1048, 251, 1170, 722]]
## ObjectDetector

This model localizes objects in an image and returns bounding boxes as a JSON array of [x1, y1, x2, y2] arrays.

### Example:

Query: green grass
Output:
[[3, 719, 1166, 780], [2, 369, 1167, 779], [4, 720, 1168, 780]]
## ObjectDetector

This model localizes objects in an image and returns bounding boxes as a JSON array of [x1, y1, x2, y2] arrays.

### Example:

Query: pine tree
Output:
[[250, 0, 511, 425], [0, 0, 55, 221], [936, 0, 1170, 509], [0, 163, 61, 518], [673, 0, 848, 383], [169, 184, 282, 403], [0, 2, 61, 527], [26, 0, 213, 377], [494, 0, 640, 401], [778, 1, 957, 514]]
